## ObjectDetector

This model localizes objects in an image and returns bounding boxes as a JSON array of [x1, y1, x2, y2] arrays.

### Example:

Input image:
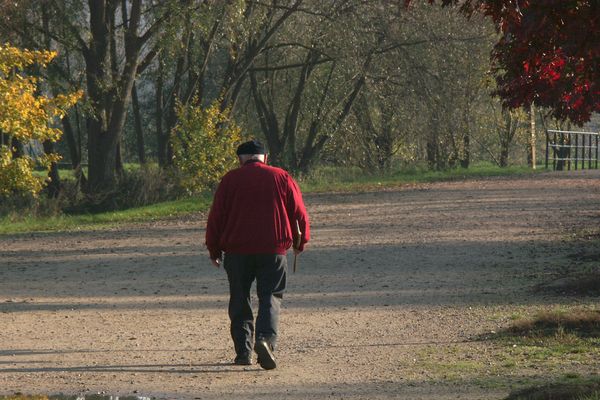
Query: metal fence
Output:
[[546, 129, 600, 171]]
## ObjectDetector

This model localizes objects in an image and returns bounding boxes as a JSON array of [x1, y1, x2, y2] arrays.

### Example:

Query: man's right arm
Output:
[[205, 179, 226, 266]]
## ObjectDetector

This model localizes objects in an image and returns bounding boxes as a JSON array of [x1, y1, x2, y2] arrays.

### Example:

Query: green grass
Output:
[[477, 308, 600, 389], [298, 162, 542, 193], [419, 358, 486, 380], [502, 309, 600, 339], [2, 163, 542, 235], [489, 308, 600, 361], [0, 196, 211, 235]]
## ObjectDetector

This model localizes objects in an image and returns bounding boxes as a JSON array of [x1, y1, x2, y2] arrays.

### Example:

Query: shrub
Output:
[[0, 44, 81, 198], [171, 100, 243, 194], [61, 164, 182, 213], [114, 164, 181, 208]]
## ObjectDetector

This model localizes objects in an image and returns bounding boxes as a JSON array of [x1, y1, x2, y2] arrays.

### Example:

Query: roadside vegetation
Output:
[[0, 163, 541, 235], [494, 308, 600, 345], [493, 308, 600, 400], [3, 1, 591, 235], [505, 377, 600, 400], [0, 396, 48, 400], [300, 162, 540, 193]]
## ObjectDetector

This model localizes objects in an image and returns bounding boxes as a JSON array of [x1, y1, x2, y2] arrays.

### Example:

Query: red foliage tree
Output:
[[407, 0, 599, 125]]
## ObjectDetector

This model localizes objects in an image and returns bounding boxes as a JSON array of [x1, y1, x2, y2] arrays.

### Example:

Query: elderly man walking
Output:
[[205, 139, 310, 370]]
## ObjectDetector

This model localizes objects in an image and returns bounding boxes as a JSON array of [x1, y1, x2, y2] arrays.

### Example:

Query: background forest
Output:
[[0, 0, 598, 213]]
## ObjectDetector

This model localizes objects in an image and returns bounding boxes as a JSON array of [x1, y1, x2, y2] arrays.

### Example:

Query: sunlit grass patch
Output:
[[505, 309, 600, 339], [420, 359, 486, 380], [0, 396, 49, 400], [0, 195, 211, 235], [476, 308, 600, 377], [299, 162, 540, 193]]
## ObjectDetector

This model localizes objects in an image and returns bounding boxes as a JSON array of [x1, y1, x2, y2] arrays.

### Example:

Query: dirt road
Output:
[[1, 170, 599, 399]]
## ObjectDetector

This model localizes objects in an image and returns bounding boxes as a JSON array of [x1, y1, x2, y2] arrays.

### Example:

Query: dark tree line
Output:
[[2, 0, 592, 201]]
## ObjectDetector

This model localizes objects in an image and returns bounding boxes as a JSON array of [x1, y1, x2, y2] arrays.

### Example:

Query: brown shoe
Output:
[[254, 340, 276, 370], [234, 353, 252, 365]]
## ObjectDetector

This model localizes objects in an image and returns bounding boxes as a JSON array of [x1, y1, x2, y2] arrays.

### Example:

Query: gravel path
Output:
[[1, 169, 599, 399]]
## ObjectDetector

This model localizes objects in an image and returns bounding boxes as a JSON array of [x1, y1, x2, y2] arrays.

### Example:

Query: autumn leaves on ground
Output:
[[1, 170, 599, 400]]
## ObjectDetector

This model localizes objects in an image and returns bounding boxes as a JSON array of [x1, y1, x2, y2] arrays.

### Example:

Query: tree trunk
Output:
[[426, 132, 438, 170], [116, 142, 124, 176], [163, 50, 186, 168], [249, 70, 284, 165], [62, 114, 87, 188], [43, 140, 60, 198], [85, 0, 115, 193], [155, 59, 166, 167], [87, 119, 118, 193], [39, 3, 61, 198], [85, 0, 158, 194], [460, 133, 470, 168], [132, 82, 146, 164], [10, 136, 24, 158], [284, 50, 319, 169], [61, 116, 80, 168], [556, 133, 568, 171], [529, 103, 536, 169], [499, 145, 509, 167]]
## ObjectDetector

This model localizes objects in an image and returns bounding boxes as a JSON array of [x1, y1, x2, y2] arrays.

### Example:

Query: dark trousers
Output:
[[223, 253, 287, 356]]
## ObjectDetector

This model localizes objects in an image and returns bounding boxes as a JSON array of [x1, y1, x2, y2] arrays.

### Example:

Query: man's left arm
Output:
[[287, 175, 310, 252]]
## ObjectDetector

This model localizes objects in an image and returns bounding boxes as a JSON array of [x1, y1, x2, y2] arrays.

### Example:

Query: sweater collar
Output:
[[243, 159, 265, 165]]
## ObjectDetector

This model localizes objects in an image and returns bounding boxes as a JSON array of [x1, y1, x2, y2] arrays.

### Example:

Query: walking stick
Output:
[[293, 220, 302, 273]]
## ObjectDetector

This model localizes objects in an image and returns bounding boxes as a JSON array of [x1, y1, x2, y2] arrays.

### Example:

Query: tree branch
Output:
[[137, 44, 160, 75], [50, 0, 90, 57], [138, 4, 173, 46], [250, 56, 334, 72]]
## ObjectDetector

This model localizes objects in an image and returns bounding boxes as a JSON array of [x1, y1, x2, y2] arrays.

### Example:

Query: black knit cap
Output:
[[236, 139, 266, 155]]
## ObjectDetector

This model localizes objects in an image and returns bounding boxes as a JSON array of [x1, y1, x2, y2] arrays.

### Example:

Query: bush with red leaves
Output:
[[406, 0, 599, 125]]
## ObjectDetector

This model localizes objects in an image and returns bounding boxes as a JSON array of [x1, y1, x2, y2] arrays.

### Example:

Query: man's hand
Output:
[[210, 258, 221, 268], [293, 248, 302, 256]]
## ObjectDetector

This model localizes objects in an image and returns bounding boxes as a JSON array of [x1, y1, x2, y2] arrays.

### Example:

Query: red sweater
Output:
[[205, 160, 310, 260]]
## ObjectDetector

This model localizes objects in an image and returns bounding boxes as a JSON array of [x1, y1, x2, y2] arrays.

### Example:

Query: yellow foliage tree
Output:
[[172, 100, 243, 194], [0, 44, 82, 198]]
